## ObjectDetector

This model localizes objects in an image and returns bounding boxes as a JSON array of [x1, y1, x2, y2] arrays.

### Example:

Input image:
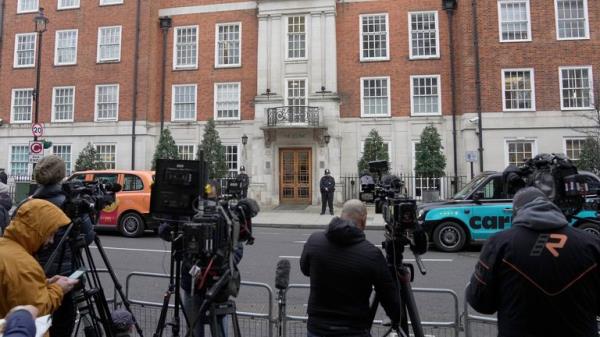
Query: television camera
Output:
[[61, 179, 121, 221], [359, 161, 428, 337]]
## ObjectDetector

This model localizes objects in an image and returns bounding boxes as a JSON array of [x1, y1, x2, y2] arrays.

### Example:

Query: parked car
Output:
[[419, 171, 600, 252], [68, 170, 156, 237]]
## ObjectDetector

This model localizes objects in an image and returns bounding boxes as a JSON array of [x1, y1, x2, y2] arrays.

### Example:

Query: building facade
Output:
[[0, 0, 597, 205]]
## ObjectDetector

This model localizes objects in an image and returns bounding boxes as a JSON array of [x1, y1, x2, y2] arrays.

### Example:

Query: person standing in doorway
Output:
[[320, 169, 335, 215], [237, 166, 250, 199]]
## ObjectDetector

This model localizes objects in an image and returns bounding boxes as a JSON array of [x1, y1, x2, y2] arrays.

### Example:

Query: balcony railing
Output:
[[266, 106, 320, 127]]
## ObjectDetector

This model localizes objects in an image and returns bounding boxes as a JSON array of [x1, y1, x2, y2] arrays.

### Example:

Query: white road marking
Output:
[[293, 241, 307, 244], [405, 258, 453, 262], [279, 256, 300, 259], [90, 246, 170, 254]]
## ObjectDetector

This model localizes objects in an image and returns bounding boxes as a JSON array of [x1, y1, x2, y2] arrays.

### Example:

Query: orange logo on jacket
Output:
[[545, 234, 567, 257], [530, 233, 568, 257]]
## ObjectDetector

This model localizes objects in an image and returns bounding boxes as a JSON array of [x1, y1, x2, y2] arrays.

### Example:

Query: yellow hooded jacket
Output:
[[0, 199, 71, 317]]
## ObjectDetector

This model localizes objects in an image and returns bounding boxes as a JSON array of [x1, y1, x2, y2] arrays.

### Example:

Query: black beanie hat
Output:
[[34, 155, 66, 185], [513, 187, 547, 216]]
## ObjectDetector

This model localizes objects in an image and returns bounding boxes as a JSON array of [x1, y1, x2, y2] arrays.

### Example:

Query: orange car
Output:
[[68, 170, 156, 237]]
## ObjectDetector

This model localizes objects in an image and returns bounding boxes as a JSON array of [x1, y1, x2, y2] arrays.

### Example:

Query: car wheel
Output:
[[578, 222, 600, 237], [119, 212, 145, 238], [433, 221, 467, 252]]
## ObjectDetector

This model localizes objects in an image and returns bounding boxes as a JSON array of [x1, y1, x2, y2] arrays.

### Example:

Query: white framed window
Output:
[[411, 75, 441, 116], [10, 145, 29, 176], [215, 23, 241, 67], [564, 137, 586, 161], [285, 79, 309, 123], [177, 144, 196, 160], [11, 88, 33, 123], [215, 83, 241, 120], [174, 26, 198, 69], [97, 26, 121, 63], [52, 145, 72, 175], [555, 0, 589, 39], [287, 16, 306, 60], [360, 13, 389, 61], [14, 33, 36, 68], [361, 77, 390, 117], [95, 84, 119, 121], [559, 66, 593, 110], [58, 0, 80, 10], [95, 144, 116, 169], [172, 84, 197, 121], [502, 68, 535, 111], [225, 145, 240, 178], [55, 30, 78, 65], [17, 0, 38, 13], [409, 11, 439, 59], [505, 139, 537, 166], [100, 0, 123, 5], [498, 0, 532, 42], [52, 86, 75, 122]]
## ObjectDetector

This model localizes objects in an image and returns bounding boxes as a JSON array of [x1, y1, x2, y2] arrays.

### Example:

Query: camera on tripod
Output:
[[61, 180, 120, 220]]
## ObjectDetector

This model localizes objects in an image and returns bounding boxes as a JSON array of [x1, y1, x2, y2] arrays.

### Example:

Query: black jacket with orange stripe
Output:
[[466, 196, 600, 337]]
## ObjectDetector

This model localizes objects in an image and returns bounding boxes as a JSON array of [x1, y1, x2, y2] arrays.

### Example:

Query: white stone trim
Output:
[[159, 2, 257, 17]]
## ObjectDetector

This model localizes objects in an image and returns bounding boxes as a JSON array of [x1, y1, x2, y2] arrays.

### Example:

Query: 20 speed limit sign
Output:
[[32, 123, 44, 137]]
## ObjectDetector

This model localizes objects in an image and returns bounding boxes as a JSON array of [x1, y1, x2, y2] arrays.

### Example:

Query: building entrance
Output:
[[279, 148, 312, 204]]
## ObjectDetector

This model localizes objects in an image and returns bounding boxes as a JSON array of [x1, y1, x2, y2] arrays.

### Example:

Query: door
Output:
[[279, 148, 312, 204], [467, 175, 513, 241]]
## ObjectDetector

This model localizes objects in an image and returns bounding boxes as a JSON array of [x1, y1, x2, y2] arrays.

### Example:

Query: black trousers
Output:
[[321, 191, 334, 214], [50, 292, 76, 337]]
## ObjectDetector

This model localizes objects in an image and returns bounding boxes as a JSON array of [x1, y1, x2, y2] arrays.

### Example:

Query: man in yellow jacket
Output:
[[0, 199, 78, 317]]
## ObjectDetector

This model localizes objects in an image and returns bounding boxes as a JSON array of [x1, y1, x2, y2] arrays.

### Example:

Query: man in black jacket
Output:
[[301, 199, 400, 337], [467, 187, 600, 337], [319, 169, 335, 215]]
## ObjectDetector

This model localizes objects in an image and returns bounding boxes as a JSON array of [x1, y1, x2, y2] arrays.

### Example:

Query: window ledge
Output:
[[173, 66, 199, 71], [54, 63, 78, 67], [215, 64, 242, 69], [360, 58, 390, 63], [97, 60, 121, 64], [409, 56, 441, 61]]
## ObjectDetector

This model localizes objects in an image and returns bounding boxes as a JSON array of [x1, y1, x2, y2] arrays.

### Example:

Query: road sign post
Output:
[[29, 141, 44, 164], [465, 151, 478, 179]]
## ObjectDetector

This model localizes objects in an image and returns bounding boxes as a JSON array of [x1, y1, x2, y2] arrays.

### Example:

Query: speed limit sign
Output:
[[32, 123, 44, 137]]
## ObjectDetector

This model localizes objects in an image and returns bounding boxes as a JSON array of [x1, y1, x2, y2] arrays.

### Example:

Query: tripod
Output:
[[45, 218, 144, 337]]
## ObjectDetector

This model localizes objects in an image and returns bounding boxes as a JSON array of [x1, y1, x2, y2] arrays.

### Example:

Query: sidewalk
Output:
[[252, 204, 386, 229]]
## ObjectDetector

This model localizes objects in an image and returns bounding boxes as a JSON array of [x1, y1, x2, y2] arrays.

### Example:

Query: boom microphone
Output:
[[275, 259, 291, 290]]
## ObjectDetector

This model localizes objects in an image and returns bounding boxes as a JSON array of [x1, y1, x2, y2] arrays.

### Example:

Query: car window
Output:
[[584, 175, 600, 194], [477, 177, 507, 200], [69, 174, 86, 182], [94, 173, 119, 185], [123, 174, 144, 191]]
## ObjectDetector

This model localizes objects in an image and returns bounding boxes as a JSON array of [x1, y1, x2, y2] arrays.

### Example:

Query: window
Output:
[[10, 145, 29, 176], [11, 88, 33, 123], [506, 140, 536, 166], [100, 0, 123, 5], [177, 145, 195, 160], [477, 177, 510, 200], [564, 138, 585, 161], [411, 75, 441, 115], [14, 33, 36, 68], [123, 174, 144, 191], [17, 0, 38, 13], [360, 14, 389, 61], [216, 23, 241, 67], [94, 173, 118, 184], [58, 0, 79, 10], [502, 69, 535, 111], [95, 84, 119, 121], [52, 145, 72, 175], [215, 83, 241, 120], [52, 86, 75, 122], [287, 16, 306, 59], [409, 11, 439, 59], [225, 145, 239, 178], [174, 26, 198, 69], [97, 26, 121, 62], [172, 84, 197, 121], [555, 0, 589, 39], [55, 30, 78, 65], [286, 79, 308, 122], [498, 0, 531, 42], [560, 66, 593, 110], [361, 77, 390, 117], [95, 145, 116, 169]]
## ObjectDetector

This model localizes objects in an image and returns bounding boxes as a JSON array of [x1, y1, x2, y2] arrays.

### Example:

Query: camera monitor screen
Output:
[[151, 159, 206, 216]]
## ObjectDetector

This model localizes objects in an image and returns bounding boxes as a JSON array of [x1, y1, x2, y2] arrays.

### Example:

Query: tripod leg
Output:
[[229, 302, 241, 337], [153, 287, 174, 337], [400, 279, 424, 337], [209, 304, 220, 337]]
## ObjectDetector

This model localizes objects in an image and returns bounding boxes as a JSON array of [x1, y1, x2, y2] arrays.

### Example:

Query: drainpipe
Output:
[[131, 0, 142, 170], [443, 0, 458, 193], [471, 0, 484, 172], [0, 0, 5, 74], [159, 17, 172, 134]]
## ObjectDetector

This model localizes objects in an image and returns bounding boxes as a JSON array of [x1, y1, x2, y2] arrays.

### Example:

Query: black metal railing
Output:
[[267, 106, 320, 127]]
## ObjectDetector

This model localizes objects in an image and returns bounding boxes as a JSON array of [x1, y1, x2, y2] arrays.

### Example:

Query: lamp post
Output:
[[241, 134, 248, 166], [33, 8, 48, 142], [159, 16, 172, 133], [443, 0, 458, 193]]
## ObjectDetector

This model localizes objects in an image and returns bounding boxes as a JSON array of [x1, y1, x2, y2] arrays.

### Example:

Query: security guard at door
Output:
[[237, 166, 250, 199], [320, 169, 335, 215]]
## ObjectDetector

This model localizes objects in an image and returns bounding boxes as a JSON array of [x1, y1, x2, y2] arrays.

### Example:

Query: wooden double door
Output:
[[279, 148, 312, 204]]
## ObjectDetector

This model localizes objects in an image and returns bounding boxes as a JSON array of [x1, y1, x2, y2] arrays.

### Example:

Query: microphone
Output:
[[275, 259, 291, 290]]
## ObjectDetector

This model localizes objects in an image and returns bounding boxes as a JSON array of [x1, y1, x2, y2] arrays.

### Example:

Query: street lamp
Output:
[[241, 134, 248, 146], [33, 8, 48, 141], [324, 134, 331, 145]]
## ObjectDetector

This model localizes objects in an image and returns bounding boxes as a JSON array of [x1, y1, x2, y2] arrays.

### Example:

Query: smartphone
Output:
[[68, 269, 86, 280]]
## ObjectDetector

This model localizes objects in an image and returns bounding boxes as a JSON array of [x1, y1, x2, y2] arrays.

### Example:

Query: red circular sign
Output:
[[32, 123, 44, 137], [30, 142, 43, 154]]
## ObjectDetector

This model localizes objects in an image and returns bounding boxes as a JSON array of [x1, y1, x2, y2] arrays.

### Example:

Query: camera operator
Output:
[[300, 199, 400, 337], [0, 199, 78, 318], [31, 155, 95, 337], [467, 187, 600, 337]]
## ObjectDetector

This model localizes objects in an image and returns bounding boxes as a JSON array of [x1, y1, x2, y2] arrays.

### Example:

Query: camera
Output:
[[61, 180, 120, 221]]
